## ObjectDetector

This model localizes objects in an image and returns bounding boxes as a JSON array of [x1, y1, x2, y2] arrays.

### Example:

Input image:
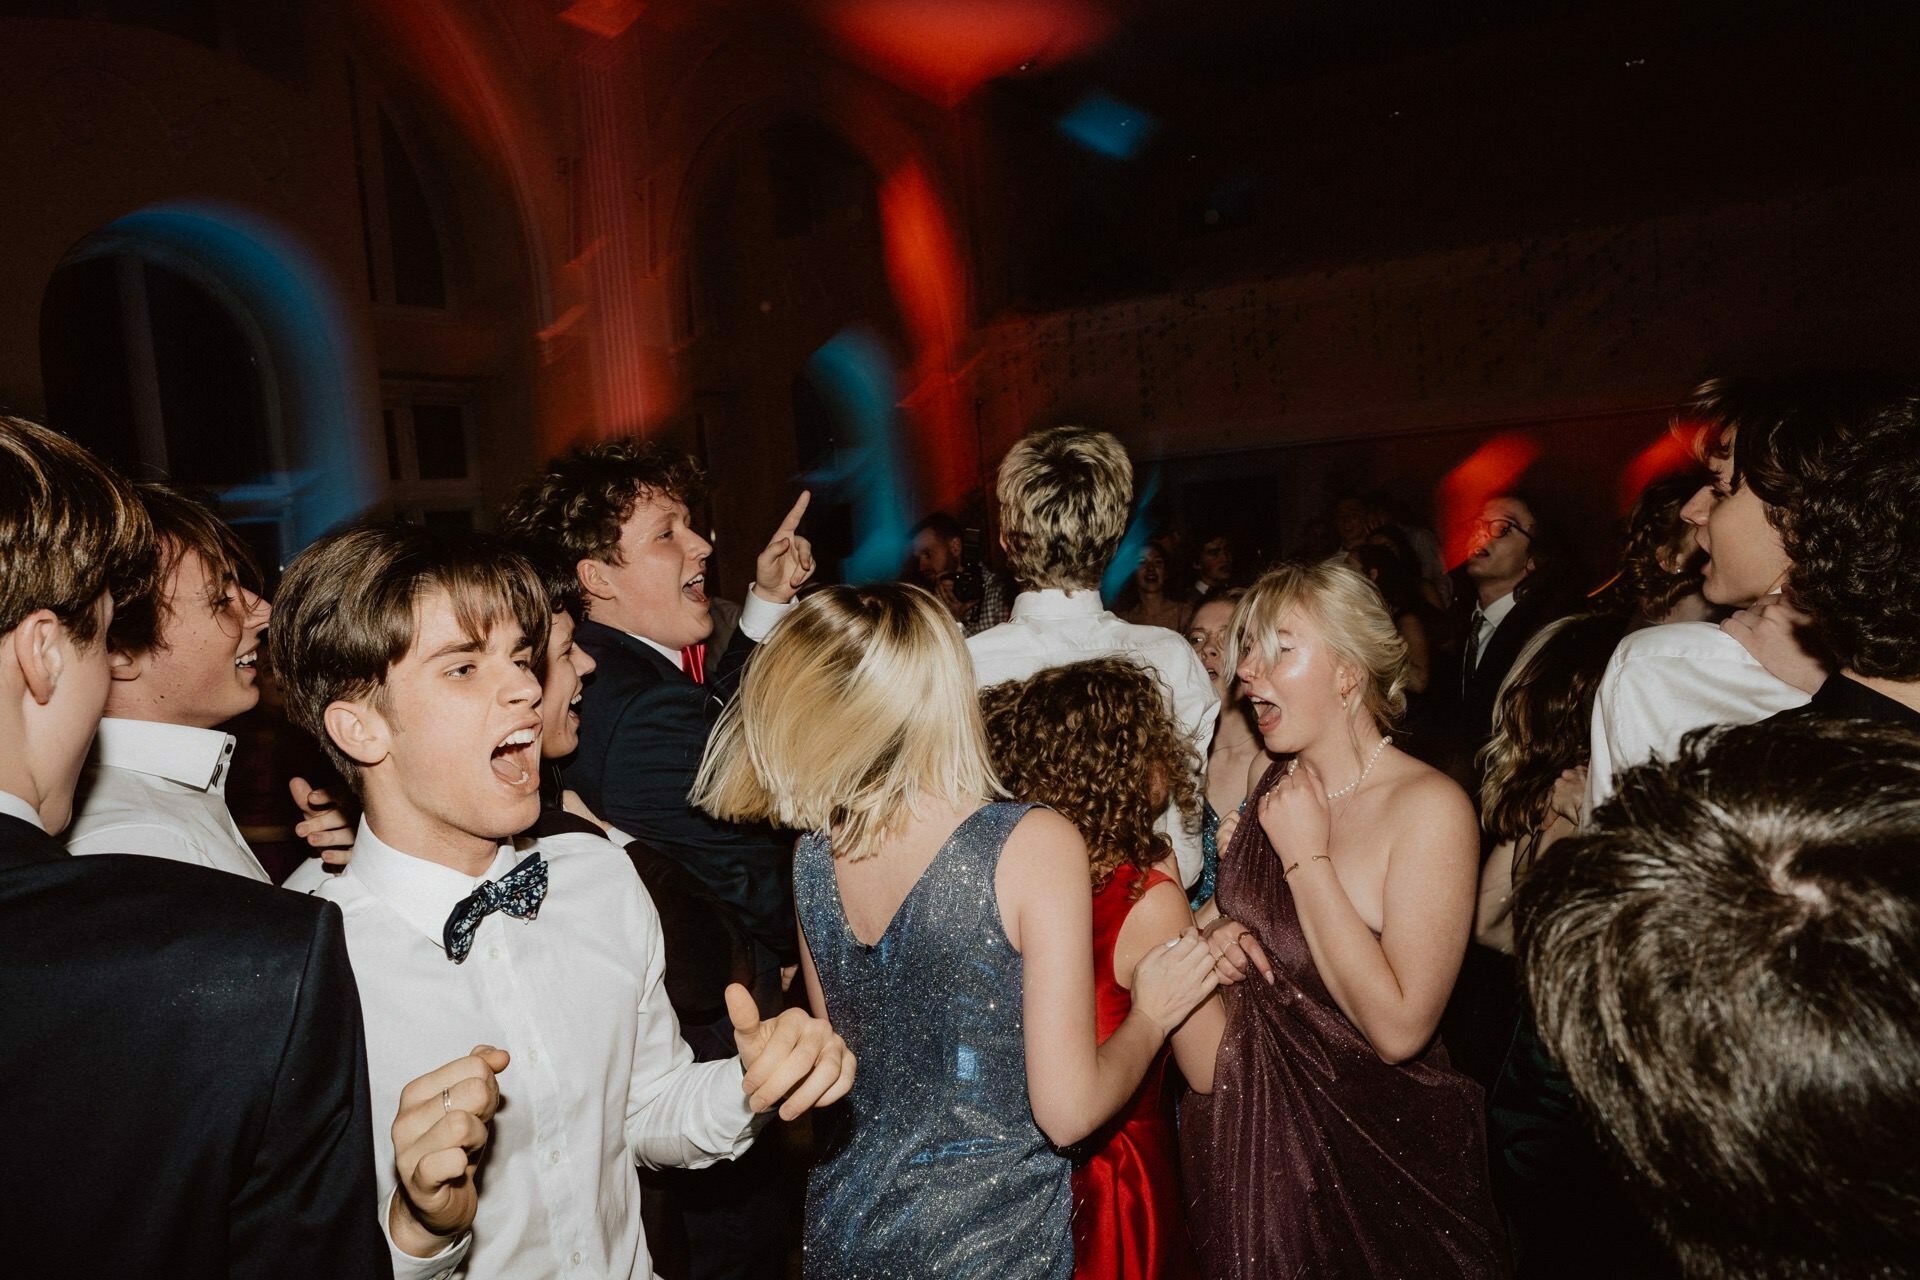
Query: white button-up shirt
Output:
[[313, 822, 764, 1280], [1584, 620, 1810, 817], [65, 718, 267, 881], [969, 588, 1220, 888]]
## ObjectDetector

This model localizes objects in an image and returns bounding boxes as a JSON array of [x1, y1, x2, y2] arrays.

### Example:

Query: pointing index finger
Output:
[[774, 490, 811, 539]]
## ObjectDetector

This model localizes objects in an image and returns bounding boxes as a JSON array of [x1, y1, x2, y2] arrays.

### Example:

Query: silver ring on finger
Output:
[[441, 1088, 452, 1114]]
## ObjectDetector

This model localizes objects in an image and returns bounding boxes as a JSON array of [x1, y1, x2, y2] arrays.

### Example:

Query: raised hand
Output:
[[1546, 765, 1588, 830], [388, 1045, 510, 1257], [1203, 917, 1275, 985], [1128, 928, 1222, 1033], [290, 775, 357, 860], [1258, 760, 1331, 863], [752, 491, 817, 604], [1721, 591, 1829, 694], [727, 983, 854, 1121]]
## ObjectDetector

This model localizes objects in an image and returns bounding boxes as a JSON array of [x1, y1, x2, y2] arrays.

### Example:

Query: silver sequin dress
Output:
[[794, 801, 1072, 1278]]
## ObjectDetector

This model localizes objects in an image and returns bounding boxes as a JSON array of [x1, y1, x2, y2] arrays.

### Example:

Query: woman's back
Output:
[[794, 800, 1071, 1279]]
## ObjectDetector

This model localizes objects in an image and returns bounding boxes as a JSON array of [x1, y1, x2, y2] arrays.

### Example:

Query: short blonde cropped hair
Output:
[[1226, 560, 1410, 726], [692, 583, 1005, 860], [996, 426, 1133, 590]]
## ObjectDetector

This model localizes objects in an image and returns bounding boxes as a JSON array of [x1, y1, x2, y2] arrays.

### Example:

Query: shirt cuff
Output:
[[383, 1188, 471, 1280], [737, 588, 796, 641]]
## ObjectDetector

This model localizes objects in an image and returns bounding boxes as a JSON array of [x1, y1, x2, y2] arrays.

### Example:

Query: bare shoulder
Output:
[[1125, 875, 1195, 935], [1375, 752, 1477, 847], [999, 806, 1091, 880]]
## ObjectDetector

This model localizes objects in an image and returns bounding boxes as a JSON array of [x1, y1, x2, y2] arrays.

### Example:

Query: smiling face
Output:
[[583, 491, 714, 649], [1136, 545, 1168, 594], [538, 611, 595, 759], [1234, 603, 1352, 756], [344, 589, 544, 861], [1680, 438, 1791, 607], [110, 545, 270, 728], [1187, 597, 1236, 699]]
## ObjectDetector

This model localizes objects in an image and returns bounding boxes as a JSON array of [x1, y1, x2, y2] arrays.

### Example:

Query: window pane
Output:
[[411, 404, 468, 480], [145, 261, 273, 487], [380, 108, 449, 308]]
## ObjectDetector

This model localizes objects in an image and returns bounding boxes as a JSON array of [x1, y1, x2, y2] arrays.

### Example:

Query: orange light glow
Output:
[[1617, 430, 1696, 514], [1435, 432, 1542, 568], [880, 159, 973, 507]]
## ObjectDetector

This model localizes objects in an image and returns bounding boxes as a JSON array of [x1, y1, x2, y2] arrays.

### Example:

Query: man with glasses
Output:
[[1440, 494, 1571, 782]]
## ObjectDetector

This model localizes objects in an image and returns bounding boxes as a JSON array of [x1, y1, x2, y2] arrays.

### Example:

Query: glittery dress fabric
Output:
[[1072, 863, 1200, 1280], [1179, 763, 1509, 1279], [795, 801, 1072, 1279]]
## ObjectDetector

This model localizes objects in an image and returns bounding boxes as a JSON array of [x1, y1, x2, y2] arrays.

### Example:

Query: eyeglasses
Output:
[[1474, 517, 1533, 541]]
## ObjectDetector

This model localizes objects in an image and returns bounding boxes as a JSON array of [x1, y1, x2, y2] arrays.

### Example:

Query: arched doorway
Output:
[[37, 202, 380, 572]]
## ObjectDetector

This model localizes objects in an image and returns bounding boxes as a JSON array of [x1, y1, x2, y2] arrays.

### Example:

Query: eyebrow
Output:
[[424, 638, 488, 662]]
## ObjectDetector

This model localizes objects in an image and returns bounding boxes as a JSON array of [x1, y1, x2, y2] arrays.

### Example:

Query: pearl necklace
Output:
[[1288, 735, 1393, 800]]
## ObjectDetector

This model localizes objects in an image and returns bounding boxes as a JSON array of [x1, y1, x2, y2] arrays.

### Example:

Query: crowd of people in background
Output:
[[4, 368, 1919, 1280]]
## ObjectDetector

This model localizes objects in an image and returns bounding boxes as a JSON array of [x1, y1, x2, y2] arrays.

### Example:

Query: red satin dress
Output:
[[1071, 864, 1201, 1280]]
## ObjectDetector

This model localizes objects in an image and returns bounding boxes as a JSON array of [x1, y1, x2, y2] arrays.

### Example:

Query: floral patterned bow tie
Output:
[[442, 854, 549, 963]]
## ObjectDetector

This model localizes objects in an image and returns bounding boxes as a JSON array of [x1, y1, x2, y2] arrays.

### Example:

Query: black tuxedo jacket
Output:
[[1439, 586, 1572, 757], [562, 619, 798, 970], [0, 815, 388, 1279]]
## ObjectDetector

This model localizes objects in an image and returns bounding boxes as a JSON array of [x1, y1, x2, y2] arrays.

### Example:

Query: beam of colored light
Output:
[[558, 0, 646, 38], [1617, 430, 1697, 514], [1057, 90, 1158, 160], [801, 328, 915, 585], [810, 0, 1113, 107], [1100, 466, 1163, 603], [100, 202, 379, 554], [1435, 432, 1541, 569], [879, 159, 972, 509]]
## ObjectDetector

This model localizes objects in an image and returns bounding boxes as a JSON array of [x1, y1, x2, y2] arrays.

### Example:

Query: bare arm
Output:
[[1473, 837, 1519, 954], [1260, 765, 1478, 1063], [1112, 879, 1226, 1093], [1001, 811, 1217, 1145]]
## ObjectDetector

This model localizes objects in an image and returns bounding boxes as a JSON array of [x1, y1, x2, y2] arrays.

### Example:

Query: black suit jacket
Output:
[[1439, 587, 1572, 758], [562, 619, 798, 969], [0, 815, 388, 1279]]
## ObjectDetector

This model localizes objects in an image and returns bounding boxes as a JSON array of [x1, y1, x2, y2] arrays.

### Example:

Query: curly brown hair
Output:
[[1588, 468, 1710, 625], [499, 438, 707, 566], [979, 658, 1202, 894]]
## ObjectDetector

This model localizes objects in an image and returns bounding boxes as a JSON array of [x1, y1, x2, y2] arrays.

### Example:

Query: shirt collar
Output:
[[1009, 587, 1108, 621], [622, 629, 685, 672], [0, 789, 45, 832], [1478, 590, 1519, 631], [346, 820, 528, 951], [91, 718, 236, 792]]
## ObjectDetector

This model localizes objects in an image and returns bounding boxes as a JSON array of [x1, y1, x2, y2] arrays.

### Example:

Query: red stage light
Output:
[[1617, 430, 1696, 514], [811, 0, 1113, 106]]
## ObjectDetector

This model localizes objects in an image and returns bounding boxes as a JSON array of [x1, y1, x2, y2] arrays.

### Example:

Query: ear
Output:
[[12, 610, 65, 705], [323, 698, 392, 770], [1333, 662, 1359, 703], [108, 647, 146, 683], [997, 531, 1009, 556], [577, 558, 615, 603]]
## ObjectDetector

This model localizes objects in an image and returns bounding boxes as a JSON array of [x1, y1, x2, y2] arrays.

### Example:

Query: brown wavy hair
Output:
[[499, 437, 707, 566], [979, 658, 1202, 894], [1587, 468, 1710, 625]]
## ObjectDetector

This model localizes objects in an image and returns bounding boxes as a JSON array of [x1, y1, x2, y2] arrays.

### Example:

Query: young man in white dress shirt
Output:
[[968, 426, 1217, 889], [65, 484, 274, 878], [270, 521, 853, 1280]]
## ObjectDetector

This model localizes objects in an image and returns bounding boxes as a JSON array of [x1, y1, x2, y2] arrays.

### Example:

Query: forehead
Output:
[[911, 528, 945, 549], [546, 610, 575, 649], [406, 586, 525, 659], [621, 491, 691, 533], [1202, 537, 1229, 553], [162, 544, 216, 594], [1192, 599, 1235, 628], [1484, 496, 1533, 522]]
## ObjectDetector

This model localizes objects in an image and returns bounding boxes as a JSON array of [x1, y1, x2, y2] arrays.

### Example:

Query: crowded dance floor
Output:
[[2, 2, 1917, 1278]]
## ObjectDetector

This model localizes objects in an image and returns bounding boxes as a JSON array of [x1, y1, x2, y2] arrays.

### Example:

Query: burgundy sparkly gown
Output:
[[1072, 864, 1200, 1280], [1179, 764, 1508, 1279]]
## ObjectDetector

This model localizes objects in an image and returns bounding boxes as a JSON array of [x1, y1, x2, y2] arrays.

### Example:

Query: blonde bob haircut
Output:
[[996, 425, 1133, 591], [1226, 560, 1411, 727], [693, 582, 1006, 860]]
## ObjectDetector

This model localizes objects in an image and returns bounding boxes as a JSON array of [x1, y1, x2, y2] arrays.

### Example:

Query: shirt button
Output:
[[488, 946, 503, 961], [549, 1150, 561, 1165], [570, 1252, 582, 1266]]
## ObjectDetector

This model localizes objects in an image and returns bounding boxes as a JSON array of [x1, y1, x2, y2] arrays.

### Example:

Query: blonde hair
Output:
[[1225, 560, 1410, 727], [996, 426, 1133, 590], [692, 583, 1005, 860]]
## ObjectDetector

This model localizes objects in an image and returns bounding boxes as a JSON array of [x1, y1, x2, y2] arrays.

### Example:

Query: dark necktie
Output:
[[442, 854, 549, 963], [1462, 609, 1488, 695]]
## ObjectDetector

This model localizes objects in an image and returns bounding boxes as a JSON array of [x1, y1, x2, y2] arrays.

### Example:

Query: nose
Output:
[[243, 589, 271, 628], [575, 645, 597, 677], [1679, 484, 1714, 528], [506, 660, 542, 706]]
